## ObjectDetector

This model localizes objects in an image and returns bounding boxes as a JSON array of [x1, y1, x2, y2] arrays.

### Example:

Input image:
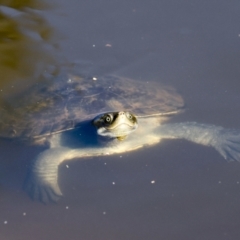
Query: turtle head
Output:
[[93, 111, 138, 140]]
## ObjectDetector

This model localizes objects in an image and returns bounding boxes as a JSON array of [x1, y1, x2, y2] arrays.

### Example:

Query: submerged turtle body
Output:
[[1, 73, 240, 203], [0, 74, 183, 141]]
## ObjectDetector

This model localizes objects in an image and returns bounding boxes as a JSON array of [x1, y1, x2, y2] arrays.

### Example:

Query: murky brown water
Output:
[[1, 0, 240, 240]]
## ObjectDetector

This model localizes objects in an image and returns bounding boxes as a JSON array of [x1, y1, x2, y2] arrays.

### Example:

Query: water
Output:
[[1, 0, 240, 239]]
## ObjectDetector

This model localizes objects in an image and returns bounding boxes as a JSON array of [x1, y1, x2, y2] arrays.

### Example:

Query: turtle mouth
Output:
[[93, 111, 138, 138], [104, 123, 138, 137], [106, 122, 136, 130]]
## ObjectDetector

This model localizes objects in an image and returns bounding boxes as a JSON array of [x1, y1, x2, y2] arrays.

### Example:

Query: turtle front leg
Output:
[[157, 122, 240, 162], [24, 147, 71, 203]]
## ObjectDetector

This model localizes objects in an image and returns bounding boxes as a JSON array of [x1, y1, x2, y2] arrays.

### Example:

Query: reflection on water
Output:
[[0, 0, 60, 95], [1, 0, 240, 240]]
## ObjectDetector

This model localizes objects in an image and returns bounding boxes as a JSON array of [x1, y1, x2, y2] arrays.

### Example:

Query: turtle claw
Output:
[[24, 170, 62, 203], [214, 130, 240, 162]]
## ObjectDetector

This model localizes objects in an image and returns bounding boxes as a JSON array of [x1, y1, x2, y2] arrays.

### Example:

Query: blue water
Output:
[[1, 1, 240, 239]]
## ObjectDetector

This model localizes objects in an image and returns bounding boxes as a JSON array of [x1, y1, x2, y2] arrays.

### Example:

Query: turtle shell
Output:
[[0, 74, 184, 139]]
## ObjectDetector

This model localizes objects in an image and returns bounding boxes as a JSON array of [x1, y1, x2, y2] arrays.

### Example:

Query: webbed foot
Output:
[[213, 130, 240, 162], [24, 170, 63, 203]]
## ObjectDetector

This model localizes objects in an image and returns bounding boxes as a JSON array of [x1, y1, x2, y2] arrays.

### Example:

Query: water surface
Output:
[[1, 1, 240, 240]]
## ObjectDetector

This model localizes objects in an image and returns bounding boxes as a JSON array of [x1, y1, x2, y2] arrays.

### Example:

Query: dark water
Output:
[[1, 0, 240, 239]]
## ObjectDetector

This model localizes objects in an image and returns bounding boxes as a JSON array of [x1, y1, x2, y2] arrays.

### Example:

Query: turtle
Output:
[[1, 74, 240, 203]]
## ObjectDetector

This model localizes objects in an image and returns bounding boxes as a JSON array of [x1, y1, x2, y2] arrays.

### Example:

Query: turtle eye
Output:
[[105, 114, 113, 123], [126, 112, 133, 120]]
